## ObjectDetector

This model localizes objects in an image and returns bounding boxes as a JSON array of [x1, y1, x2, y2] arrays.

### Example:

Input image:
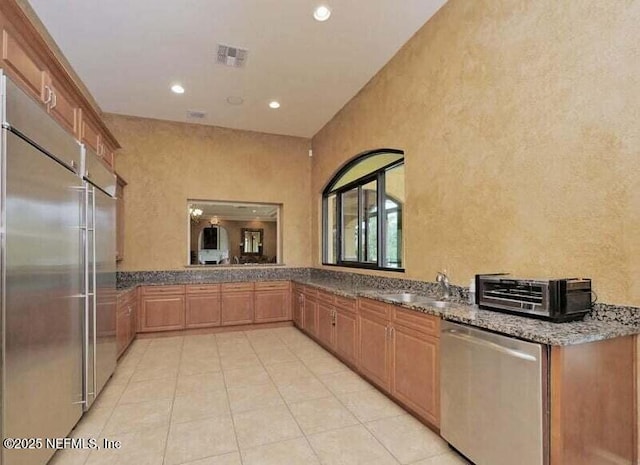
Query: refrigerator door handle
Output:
[[91, 187, 98, 399]]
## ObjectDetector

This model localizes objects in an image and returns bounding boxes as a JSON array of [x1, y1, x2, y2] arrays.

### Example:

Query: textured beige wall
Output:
[[311, 0, 640, 306], [107, 114, 311, 271]]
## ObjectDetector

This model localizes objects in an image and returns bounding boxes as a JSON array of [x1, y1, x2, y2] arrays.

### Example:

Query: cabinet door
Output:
[[139, 295, 185, 332], [48, 80, 80, 136], [81, 117, 101, 153], [221, 291, 254, 326], [292, 290, 304, 328], [116, 305, 129, 357], [316, 302, 335, 349], [358, 309, 391, 392], [128, 299, 137, 346], [186, 293, 221, 328], [335, 308, 357, 366], [391, 324, 439, 426], [115, 176, 126, 262], [255, 289, 290, 323], [1, 29, 46, 104], [302, 297, 318, 336]]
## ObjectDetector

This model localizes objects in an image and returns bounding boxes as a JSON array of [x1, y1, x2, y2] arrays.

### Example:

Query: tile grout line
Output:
[[245, 327, 325, 464], [160, 336, 185, 465], [287, 326, 405, 465], [78, 338, 151, 465], [218, 331, 247, 465]]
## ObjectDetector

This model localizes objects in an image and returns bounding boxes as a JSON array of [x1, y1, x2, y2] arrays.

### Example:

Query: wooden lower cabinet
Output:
[[292, 287, 304, 328], [303, 296, 318, 336], [116, 288, 137, 357], [139, 285, 186, 332], [335, 306, 358, 366], [391, 324, 439, 425], [221, 284, 254, 326], [185, 293, 221, 328], [316, 302, 335, 349], [357, 307, 392, 391], [254, 282, 290, 323], [550, 336, 637, 465], [356, 298, 440, 427]]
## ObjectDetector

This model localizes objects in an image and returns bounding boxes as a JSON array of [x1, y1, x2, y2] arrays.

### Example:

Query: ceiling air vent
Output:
[[216, 44, 248, 68], [186, 110, 207, 120]]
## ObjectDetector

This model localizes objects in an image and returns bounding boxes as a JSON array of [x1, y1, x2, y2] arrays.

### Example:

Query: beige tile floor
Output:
[[50, 327, 470, 465]]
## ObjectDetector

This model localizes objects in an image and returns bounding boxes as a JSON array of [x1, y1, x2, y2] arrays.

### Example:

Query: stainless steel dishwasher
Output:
[[440, 321, 548, 465]]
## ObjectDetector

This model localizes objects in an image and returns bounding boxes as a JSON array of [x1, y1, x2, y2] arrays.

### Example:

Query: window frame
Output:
[[322, 149, 405, 272]]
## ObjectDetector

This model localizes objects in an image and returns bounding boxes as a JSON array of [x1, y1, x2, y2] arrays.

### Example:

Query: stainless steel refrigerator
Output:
[[1, 73, 84, 465], [81, 147, 117, 410], [1, 71, 117, 465]]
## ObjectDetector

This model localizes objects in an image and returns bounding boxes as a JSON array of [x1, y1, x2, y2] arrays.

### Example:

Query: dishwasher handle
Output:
[[442, 328, 538, 362]]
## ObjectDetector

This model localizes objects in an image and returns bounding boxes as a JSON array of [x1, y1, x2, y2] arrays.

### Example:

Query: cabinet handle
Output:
[[50, 91, 57, 109], [43, 85, 52, 105], [127, 305, 132, 315]]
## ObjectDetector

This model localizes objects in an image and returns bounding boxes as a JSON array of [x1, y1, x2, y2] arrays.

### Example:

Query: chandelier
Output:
[[189, 206, 203, 222]]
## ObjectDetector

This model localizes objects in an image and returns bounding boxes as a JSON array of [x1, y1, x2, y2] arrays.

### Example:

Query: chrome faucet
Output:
[[436, 271, 451, 300]]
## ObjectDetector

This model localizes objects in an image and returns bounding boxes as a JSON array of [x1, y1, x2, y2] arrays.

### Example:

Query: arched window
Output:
[[323, 149, 404, 270]]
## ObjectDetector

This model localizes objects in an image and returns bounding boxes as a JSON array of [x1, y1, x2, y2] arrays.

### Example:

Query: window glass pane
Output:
[[341, 188, 359, 261], [325, 194, 337, 263], [330, 152, 403, 192], [384, 164, 404, 268], [361, 180, 377, 263]]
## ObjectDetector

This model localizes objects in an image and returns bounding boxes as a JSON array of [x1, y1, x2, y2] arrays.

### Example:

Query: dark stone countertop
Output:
[[298, 279, 640, 346], [115, 272, 639, 346]]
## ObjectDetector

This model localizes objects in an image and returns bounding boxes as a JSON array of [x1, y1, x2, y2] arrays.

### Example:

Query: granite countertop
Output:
[[298, 279, 639, 346], [115, 273, 639, 346]]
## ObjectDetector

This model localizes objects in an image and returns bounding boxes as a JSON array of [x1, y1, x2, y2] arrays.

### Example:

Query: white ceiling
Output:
[[28, 0, 446, 137]]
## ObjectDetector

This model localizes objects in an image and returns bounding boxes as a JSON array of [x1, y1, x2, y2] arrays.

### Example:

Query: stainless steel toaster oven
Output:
[[475, 274, 592, 322]]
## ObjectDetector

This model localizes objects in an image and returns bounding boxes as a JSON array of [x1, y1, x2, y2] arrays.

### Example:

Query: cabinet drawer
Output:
[[255, 281, 290, 291], [303, 286, 318, 299], [317, 289, 335, 304], [393, 308, 440, 337], [358, 297, 391, 320], [335, 295, 356, 313], [222, 282, 254, 292], [141, 285, 185, 296], [293, 282, 305, 293], [186, 284, 221, 294]]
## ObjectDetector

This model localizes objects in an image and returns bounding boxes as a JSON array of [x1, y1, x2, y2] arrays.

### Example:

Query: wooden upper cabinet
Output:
[[1, 28, 46, 104], [46, 76, 80, 136], [81, 116, 101, 154], [115, 175, 126, 262], [0, 3, 121, 165]]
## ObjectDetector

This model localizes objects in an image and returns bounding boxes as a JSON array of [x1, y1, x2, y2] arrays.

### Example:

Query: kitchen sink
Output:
[[379, 292, 453, 308]]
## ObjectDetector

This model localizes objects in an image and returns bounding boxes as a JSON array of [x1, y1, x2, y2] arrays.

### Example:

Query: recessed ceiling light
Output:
[[171, 84, 185, 94], [226, 96, 244, 105], [268, 101, 281, 109], [313, 5, 331, 21]]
